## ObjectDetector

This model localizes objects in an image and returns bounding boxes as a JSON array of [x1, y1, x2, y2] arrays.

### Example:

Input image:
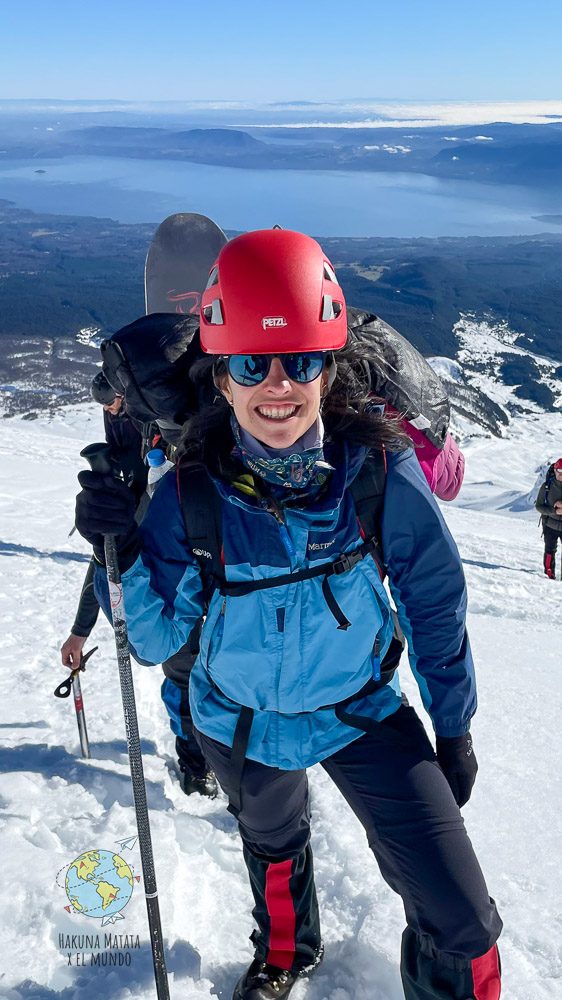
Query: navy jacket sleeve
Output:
[[71, 558, 100, 637], [93, 471, 205, 665], [381, 448, 476, 737]]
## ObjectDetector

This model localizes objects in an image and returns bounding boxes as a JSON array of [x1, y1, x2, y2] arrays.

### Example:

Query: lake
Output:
[[1, 155, 561, 238]]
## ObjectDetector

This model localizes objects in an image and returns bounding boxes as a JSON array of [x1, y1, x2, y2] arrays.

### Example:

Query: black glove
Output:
[[435, 732, 478, 808], [75, 471, 140, 570]]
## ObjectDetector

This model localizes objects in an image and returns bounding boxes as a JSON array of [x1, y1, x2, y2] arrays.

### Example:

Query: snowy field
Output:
[[0, 402, 561, 1000]]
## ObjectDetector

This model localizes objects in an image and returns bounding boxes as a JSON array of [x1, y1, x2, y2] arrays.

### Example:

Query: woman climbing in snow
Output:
[[76, 229, 502, 1000]]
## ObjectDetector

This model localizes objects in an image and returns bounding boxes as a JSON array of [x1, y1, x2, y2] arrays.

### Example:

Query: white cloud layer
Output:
[[241, 100, 562, 128], [3, 98, 562, 130]]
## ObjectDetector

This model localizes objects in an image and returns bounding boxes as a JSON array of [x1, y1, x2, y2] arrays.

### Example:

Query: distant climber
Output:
[[535, 458, 562, 579], [60, 374, 148, 673]]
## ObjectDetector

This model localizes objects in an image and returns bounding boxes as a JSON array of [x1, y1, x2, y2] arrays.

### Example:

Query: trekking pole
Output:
[[54, 646, 97, 758], [80, 442, 170, 1000], [71, 668, 90, 757]]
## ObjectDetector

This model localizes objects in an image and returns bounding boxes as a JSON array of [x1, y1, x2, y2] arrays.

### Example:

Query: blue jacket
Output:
[[95, 443, 476, 769]]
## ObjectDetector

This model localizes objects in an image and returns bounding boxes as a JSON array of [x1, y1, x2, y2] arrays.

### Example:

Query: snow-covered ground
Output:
[[0, 403, 561, 1000]]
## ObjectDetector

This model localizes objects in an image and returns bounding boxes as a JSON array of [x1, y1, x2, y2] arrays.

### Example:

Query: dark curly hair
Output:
[[175, 343, 411, 462]]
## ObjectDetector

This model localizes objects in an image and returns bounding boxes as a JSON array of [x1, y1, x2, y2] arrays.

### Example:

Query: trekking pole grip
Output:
[[80, 443, 123, 588], [80, 443, 126, 618], [80, 441, 115, 476]]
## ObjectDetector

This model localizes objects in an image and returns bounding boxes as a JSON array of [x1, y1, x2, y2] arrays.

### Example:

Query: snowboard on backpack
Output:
[[145, 212, 227, 316], [103, 212, 226, 429]]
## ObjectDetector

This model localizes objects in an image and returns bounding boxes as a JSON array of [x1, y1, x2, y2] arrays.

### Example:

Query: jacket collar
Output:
[[207, 433, 370, 530]]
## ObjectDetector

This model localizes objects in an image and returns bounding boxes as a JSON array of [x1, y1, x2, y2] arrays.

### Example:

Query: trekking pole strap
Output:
[[54, 670, 80, 699]]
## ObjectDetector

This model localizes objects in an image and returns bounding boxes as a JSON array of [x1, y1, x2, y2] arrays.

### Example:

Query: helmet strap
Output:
[[324, 353, 337, 392], [212, 359, 228, 393]]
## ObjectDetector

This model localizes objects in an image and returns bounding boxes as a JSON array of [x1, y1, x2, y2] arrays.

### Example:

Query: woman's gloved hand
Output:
[[435, 732, 478, 808], [75, 471, 140, 569]]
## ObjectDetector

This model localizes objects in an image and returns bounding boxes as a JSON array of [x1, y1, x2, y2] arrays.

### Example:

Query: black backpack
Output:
[[101, 307, 450, 449]]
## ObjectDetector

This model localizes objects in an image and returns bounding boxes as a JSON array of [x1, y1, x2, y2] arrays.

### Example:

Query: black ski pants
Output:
[[543, 525, 562, 579], [196, 704, 502, 1000]]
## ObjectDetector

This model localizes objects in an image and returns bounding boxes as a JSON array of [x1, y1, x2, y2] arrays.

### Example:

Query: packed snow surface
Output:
[[0, 403, 561, 999]]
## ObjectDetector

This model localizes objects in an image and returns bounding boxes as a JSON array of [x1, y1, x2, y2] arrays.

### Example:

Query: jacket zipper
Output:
[[260, 496, 296, 559], [373, 637, 381, 681], [217, 598, 226, 638]]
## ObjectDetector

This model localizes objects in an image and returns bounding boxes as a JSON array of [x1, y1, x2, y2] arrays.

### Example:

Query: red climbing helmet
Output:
[[554, 458, 562, 470], [199, 228, 347, 354]]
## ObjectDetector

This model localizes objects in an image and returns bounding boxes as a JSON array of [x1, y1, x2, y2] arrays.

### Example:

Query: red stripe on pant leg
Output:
[[545, 554, 554, 578], [472, 944, 501, 1000], [264, 859, 296, 969]]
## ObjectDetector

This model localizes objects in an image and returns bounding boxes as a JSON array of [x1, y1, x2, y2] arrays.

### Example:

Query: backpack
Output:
[[543, 464, 556, 505], [100, 307, 450, 450], [100, 312, 206, 427], [101, 305, 438, 679], [346, 308, 449, 450]]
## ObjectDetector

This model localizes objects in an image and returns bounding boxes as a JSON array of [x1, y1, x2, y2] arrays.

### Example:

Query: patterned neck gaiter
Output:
[[230, 414, 333, 491]]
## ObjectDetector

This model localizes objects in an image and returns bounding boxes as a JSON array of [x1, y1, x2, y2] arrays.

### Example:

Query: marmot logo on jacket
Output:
[[308, 538, 337, 552]]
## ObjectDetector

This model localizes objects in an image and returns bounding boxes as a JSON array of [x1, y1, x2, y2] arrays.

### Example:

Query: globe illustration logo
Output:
[[65, 850, 134, 923]]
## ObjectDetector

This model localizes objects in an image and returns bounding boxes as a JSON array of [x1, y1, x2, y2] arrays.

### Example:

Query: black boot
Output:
[[233, 961, 297, 999], [176, 735, 218, 798], [233, 948, 323, 1000], [178, 762, 218, 798]]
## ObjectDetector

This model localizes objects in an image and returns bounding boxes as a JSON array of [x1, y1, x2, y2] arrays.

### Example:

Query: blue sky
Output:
[[2, 0, 561, 102]]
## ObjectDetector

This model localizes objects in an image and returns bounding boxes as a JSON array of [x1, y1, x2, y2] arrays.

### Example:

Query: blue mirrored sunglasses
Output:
[[225, 352, 326, 387]]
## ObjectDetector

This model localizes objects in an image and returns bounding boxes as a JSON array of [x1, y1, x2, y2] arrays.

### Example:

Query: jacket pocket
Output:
[[202, 597, 226, 672]]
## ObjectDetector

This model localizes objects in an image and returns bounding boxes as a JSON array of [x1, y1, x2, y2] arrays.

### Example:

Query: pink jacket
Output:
[[404, 422, 465, 501]]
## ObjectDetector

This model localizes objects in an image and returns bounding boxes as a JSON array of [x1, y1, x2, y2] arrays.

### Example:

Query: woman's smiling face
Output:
[[221, 356, 325, 450]]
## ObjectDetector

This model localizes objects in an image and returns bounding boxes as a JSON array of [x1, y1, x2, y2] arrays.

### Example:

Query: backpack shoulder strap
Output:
[[350, 449, 406, 660], [177, 460, 224, 600], [544, 471, 555, 499], [350, 448, 387, 554]]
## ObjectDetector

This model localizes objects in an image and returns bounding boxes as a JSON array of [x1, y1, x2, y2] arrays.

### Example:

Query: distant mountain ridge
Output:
[[62, 126, 263, 152], [0, 202, 560, 430], [2, 118, 562, 186]]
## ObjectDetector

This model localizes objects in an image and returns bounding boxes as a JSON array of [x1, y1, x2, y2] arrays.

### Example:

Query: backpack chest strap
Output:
[[219, 537, 377, 630], [219, 536, 375, 596], [178, 449, 387, 629]]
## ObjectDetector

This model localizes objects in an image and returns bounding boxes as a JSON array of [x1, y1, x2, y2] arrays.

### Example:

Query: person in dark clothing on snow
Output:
[[535, 457, 562, 579], [60, 373, 146, 670], [62, 372, 217, 797], [75, 230, 502, 1000]]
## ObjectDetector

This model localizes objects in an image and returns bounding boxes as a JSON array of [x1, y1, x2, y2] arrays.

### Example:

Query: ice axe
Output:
[[80, 441, 170, 1000], [54, 646, 96, 758]]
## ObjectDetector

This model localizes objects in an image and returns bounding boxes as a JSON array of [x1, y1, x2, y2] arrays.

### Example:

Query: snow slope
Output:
[[0, 403, 561, 1000], [430, 314, 562, 442]]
